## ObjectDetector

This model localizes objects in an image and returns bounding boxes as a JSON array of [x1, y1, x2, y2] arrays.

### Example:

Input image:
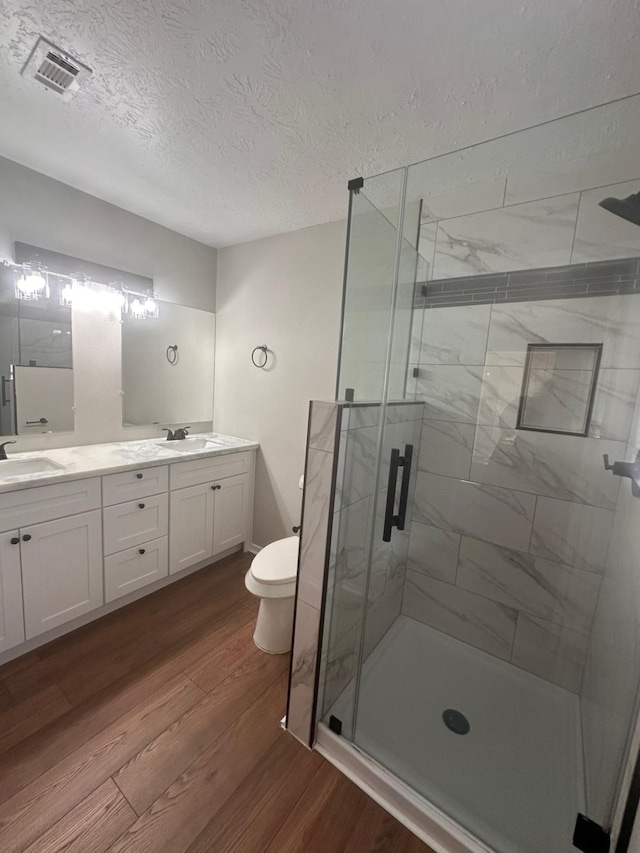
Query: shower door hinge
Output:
[[412, 367, 420, 378], [347, 177, 364, 193], [420, 284, 428, 297], [573, 814, 610, 853]]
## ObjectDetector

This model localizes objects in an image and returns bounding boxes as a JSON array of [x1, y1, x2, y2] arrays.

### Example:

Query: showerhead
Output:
[[598, 191, 640, 227]]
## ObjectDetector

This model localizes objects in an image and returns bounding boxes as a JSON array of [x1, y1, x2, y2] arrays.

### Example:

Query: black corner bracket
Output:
[[347, 177, 364, 193]]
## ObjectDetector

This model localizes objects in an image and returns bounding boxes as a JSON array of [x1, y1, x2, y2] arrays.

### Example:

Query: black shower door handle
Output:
[[397, 444, 414, 531], [1, 376, 10, 407], [383, 444, 414, 542]]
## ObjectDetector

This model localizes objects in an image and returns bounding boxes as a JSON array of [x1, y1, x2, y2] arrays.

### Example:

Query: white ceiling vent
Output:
[[21, 37, 92, 101]]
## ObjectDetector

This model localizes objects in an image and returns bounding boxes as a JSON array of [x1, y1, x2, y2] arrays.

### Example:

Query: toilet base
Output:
[[253, 595, 295, 654]]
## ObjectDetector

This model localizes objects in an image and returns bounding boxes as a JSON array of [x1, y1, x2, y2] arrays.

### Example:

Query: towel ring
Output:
[[166, 344, 178, 364], [251, 345, 269, 369]]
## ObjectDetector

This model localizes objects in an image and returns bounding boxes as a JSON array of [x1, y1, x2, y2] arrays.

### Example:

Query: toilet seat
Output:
[[250, 536, 299, 585]]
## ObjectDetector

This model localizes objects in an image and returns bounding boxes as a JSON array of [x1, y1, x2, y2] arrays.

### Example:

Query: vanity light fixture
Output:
[[3, 259, 158, 318]]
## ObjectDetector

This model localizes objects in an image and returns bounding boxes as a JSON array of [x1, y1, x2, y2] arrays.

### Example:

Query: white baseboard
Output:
[[246, 542, 262, 555]]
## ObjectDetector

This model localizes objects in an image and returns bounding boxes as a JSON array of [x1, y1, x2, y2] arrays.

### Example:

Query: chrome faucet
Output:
[[0, 441, 16, 460], [162, 427, 191, 441]]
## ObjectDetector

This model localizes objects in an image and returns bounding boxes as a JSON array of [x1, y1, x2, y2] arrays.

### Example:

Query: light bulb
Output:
[[144, 297, 158, 318], [130, 297, 145, 319], [60, 283, 74, 306]]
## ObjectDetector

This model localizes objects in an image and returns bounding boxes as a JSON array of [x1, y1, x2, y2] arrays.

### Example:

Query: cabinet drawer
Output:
[[103, 493, 169, 556], [102, 466, 168, 507], [0, 477, 101, 533], [170, 451, 252, 490], [104, 536, 169, 603]]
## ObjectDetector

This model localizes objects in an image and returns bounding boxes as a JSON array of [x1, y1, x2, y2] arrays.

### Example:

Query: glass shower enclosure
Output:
[[319, 93, 640, 853]]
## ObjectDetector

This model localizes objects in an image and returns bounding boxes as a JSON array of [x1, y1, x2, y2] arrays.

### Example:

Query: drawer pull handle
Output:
[[211, 484, 221, 490], [22, 534, 32, 542], [138, 503, 146, 509], [136, 473, 143, 479], [139, 548, 146, 555], [10, 537, 19, 545]]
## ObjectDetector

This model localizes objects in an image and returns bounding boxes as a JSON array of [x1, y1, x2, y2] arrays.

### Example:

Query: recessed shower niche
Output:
[[517, 343, 602, 436]]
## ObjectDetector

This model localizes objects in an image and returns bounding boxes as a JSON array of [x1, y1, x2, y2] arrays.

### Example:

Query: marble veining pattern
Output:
[[298, 447, 336, 609], [412, 471, 536, 552], [432, 195, 580, 280], [0, 433, 259, 494], [418, 419, 475, 480], [417, 365, 484, 423], [416, 304, 491, 365], [457, 537, 601, 634], [407, 522, 460, 584], [287, 599, 322, 745], [486, 294, 640, 369], [403, 570, 517, 660], [530, 496, 614, 574], [471, 427, 624, 510], [308, 401, 339, 453]]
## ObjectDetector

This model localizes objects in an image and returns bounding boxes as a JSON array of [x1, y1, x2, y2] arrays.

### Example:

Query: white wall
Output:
[[0, 156, 217, 451], [0, 156, 217, 312], [214, 220, 346, 548]]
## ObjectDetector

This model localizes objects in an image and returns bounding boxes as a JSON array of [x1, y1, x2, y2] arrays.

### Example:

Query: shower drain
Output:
[[442, 709, 470, 735]]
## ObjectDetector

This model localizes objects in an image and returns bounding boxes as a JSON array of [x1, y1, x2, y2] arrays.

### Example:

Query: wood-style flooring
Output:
[[0, 550, 433, 853]]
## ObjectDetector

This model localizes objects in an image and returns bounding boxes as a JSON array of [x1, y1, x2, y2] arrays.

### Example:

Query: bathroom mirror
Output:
[[121, 301, 215, 429], [0, 265, 74, 438]]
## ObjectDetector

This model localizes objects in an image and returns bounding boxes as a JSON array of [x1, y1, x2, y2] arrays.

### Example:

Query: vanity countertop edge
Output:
[[0, 433, 259, 494]]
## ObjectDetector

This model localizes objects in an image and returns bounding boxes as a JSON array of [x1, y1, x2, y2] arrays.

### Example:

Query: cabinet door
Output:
[[212, 473, 249, 557], [169, 483, 214, 575], [21, 510, 103, 640], [0, 531, 25, 653]]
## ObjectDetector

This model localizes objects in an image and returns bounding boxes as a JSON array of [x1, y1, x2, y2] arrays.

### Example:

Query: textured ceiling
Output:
[[0, 0, 639, 248]]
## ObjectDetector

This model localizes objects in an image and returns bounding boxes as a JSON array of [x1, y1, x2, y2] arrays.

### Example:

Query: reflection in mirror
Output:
[[0, 264, 73, 438], [122, 301, 215, 429]]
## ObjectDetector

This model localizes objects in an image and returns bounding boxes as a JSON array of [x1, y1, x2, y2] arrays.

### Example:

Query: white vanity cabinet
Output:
[[169, 452, 251, 574]]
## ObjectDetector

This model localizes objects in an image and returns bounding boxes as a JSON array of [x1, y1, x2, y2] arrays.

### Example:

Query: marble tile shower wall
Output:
[[320, 401, 424, 720], [403, 292, 640, 693]]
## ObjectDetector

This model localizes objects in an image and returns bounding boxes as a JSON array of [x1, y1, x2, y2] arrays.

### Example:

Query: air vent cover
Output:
[[22, 37, 92, 101]]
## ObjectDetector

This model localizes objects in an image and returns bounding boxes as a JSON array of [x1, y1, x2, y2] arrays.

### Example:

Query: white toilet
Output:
[[245, 535, 299, 654]]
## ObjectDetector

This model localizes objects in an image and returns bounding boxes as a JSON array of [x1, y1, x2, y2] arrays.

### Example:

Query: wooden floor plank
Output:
[[22, 779, 136, 853], [346, 797, 428, 852], [185, 728, 323, 853], [0, 674, 203, 853], [114, 647, 287, 814], [184, 618, 259, 692], [0, 685, 72, 756], [105, 674, 288, 853], [264, 760, 368, 853]]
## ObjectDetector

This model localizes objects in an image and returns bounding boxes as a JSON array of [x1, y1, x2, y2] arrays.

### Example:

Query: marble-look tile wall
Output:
[[320, 401, 423, 736], [404, 292, 640, 692], [418, 177, 640, 281], [287, 401, 340, 747]]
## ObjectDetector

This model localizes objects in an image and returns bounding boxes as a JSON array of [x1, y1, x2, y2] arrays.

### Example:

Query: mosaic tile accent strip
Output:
[[414, 257, 640, 309]]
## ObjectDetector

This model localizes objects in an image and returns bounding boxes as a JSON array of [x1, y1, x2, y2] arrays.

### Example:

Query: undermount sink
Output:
[[0, 457, 66, 478], [157, 438, 219, 453]]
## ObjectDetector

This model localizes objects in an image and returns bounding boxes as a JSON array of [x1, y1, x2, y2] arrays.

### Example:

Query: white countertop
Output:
[[0, 433, 259, 494]]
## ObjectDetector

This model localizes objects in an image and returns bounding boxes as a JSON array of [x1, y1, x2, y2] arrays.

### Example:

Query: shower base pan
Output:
[[319, 616, 584, 853]]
